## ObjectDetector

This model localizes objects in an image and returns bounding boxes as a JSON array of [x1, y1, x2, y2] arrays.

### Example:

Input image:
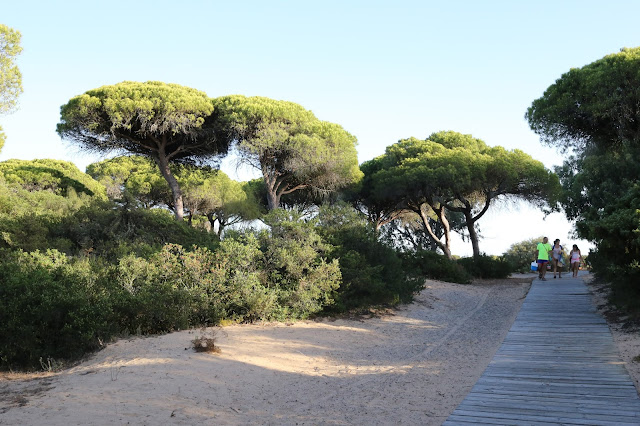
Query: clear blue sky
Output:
[[2, 0, 637, 256]]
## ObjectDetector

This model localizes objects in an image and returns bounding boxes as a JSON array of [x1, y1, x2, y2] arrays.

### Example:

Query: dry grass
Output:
[[0, 374, 55, 414], [191, 328, 221, 354]]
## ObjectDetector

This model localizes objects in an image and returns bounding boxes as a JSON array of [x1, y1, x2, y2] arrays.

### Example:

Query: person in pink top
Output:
[[569, 244, 582, 277]]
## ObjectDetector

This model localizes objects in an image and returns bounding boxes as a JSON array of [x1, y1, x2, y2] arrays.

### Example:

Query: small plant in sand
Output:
[[39, 356, 63, 372], [191, 328, 221, 354]]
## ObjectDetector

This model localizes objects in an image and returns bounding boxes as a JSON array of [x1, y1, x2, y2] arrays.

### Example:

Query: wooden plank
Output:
[[462, 393, 640, 410], [456, 399, 640, 418], [481, 373, 633, 384], [468, 384, 638, 398], [449, 408, 640, 425], [454, 403, 640, 421], [483, 365, 629, 375], [462, 386, 638, 400], [443, 276, 640, 425], [446, 416, 561, 425], [476, 377, 637, 389], [446, 414, 639, 426]]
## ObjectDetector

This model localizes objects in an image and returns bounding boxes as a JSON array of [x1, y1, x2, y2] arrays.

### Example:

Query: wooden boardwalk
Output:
[[444, 275, 640, 425]]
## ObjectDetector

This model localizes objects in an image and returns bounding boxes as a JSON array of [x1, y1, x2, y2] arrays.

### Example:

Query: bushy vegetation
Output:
[[402, 250, 471, 284], [456, 255, 513, 279], [0, 156, 530, 370], [402, 250, 515, 282], [0, 249, 121, 369], [0, 234, 341, 369], [0, 169, 432, 369], [316, 203, 423, 310], [0, 159, 106, 198], [589, 250, 640, 319], [502, 236, 543, 273], [55, 202, 220, 259]]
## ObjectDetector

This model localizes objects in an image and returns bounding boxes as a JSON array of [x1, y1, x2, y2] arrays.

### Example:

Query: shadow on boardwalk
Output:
[[444, 273, 640, 425]]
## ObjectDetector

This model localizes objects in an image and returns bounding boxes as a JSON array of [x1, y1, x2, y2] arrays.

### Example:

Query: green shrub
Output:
[[0, 213, 52, 252], [0, 178, 96, 253], [55, 202, 220, 258], [457, 255, 513, 279], [0, 159, 107, 199], [115, 243, 227, 332], [502, 236, 544, 273], [0, 249, 121, 370], [260, 210, 342, 318], [317, 203, 423, 310], [402, 250, 472, 284], [0, 174, 219, 258], [0, 201, 434, 370], [211, 233, 274, 322], [113, 219, 342, 327], [0, 243, 229, 370], [590, 250, 640, 320]]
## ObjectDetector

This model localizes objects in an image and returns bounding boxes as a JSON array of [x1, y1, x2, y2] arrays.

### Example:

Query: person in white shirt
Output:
[[551, 239, 564, 279]]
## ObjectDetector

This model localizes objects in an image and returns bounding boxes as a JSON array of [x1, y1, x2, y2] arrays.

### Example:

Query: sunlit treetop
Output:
[[212, 95, 361, 210], [58, 81, 231, 220], [0, 23, 22, 115], [526, 47, 640, 151], [0, 158, 106, 198], [57, 81, 227, 162]]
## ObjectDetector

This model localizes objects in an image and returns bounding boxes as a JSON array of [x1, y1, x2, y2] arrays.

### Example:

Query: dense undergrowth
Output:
[[0, 171, 514, 370]]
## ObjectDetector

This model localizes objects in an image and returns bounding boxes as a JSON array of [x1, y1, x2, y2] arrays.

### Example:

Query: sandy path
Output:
[[0, 279, 530, 425]]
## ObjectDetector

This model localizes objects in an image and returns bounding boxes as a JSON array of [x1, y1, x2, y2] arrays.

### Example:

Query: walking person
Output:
[[551, 239, 564, 278], [569, 244, 582, 278], [535, 237, 552, 281]]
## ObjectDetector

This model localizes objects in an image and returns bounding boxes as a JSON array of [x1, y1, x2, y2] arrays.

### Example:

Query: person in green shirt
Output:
[[535, 237, 552, 281]]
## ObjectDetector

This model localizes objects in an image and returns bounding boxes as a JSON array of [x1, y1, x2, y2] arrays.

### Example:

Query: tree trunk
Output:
[[152, 153, 184, 220], [266, 186, 280, 210], [261, 163, 281, 210], [446, 195, 491, 259], [464, 210, 481, 258], [430, 221, 444, 252], [434, 205, 453, 259], [206, 213, 219, 235], [416, 203, 452, 259]]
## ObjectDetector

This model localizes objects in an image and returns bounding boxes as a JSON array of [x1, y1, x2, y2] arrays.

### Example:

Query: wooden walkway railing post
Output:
[[444, 274, 640, 425]]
